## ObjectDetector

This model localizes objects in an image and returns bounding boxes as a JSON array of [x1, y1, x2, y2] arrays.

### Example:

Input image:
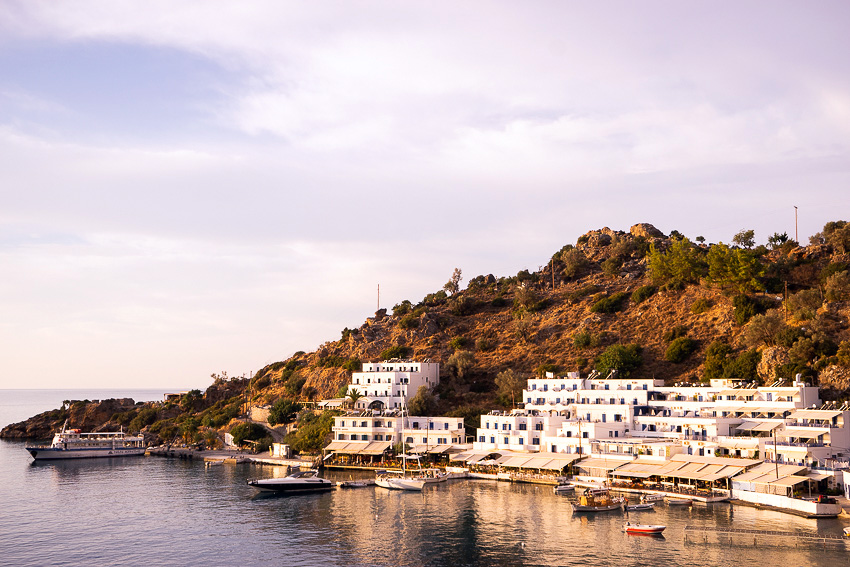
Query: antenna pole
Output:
[[377, 284, 380, 311]]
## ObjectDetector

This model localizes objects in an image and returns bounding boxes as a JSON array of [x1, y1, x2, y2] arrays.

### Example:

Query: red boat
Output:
[[624, 522, 665, 535]]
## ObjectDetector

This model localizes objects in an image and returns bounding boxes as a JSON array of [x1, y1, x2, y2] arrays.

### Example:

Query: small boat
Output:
[[337, 479, 371, 488], [843, 526, 850, 537], [625, 502, 655, 511], [571, 488, 624, 512], [642, 494, 665, 502], [247, 469, 334, 494], [624, 522, 666, 535], [666, 497, 692, 506], [554, 482, 575, 494]]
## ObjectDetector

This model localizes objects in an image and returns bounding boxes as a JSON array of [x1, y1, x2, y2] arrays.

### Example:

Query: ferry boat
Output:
[[570, 487, 625, 513], [26, 421, 146, 461]]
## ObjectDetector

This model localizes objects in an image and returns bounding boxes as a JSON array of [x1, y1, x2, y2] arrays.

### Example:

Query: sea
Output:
[[2, 389, 850, 567]]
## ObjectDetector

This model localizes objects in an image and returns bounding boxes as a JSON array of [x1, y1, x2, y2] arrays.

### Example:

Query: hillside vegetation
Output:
[[5, 221, 850, 449]]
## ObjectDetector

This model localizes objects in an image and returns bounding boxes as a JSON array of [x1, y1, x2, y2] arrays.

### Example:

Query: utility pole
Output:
[[377, 284, 380, 312], [794, 206, 798, 243]]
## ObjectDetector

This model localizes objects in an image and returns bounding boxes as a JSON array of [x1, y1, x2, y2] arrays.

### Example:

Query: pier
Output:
[[684, 525, 849, 547]]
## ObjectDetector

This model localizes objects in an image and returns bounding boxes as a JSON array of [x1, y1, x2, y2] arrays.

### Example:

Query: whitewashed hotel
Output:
[[345, 360, 440, 411]]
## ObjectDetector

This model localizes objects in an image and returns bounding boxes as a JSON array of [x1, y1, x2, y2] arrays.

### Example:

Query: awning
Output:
[[427, 444, 454, 454], [753, 475, 811, 488], [360, 441, 392, 455], [576, 458, 630, 471], [777, 427, 827, 439], [324, 441, 368, 453], [788, 409, 842, 420], [805, 472, 831, 481], [498, 455, 535, 468]]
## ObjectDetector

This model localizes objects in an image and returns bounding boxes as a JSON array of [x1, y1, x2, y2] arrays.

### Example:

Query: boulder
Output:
[[630, 223, 665, 239]]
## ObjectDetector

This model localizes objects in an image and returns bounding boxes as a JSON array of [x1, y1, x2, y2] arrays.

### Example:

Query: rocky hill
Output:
[[5, 221, 850, 443]]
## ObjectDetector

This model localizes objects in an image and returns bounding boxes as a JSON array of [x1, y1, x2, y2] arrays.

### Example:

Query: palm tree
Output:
[[345, 388, 363, 409]]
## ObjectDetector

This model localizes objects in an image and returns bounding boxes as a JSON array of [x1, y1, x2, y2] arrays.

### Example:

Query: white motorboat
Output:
[[554, 482, 575, 494], [625, 502, 655, 511], [666, 497, 692, 506], [247, 469, 334, 494], [642, 494, 665, 502], [26, 420, 145, 461]]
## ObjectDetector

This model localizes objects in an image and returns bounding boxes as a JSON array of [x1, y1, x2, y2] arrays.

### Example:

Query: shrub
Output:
[[398, 313, 419, 329], [380, 345, 412, 360], [787, 288, 822, 320], [475, 337, 496, 352], [284, 373, 307, 397], [590, 292, 629, 314], [561, 248, 591, 279], [837, 341, 850, 367], [268, 398, 302, 426], [421, 290, 447, 306], [743, 311, 784, 348], [342, 358, 361, 372], [513, 286, 546, 314], [825, 271, 850, 302], [449, 336, 470, 350], [733, 294, 767, 326], [775, 326, 807, 348], [703, 341, 732, 380], [229, 422, 268, 446], [129, 407, 158, 432], [566, 284, 602, 304], [595, 344, 643, 377], [450, 296, 478, 316], [535, 363, 560, 377], [631, 285, 656, 304], [447, 350, 475, 380], [601, 257, 622, 278], [691, 298, 712, 314], [573, 330, 598, 349], [665, 337, 698, 363], [393, 300, 413, 316], [662, 325, 689, 343]]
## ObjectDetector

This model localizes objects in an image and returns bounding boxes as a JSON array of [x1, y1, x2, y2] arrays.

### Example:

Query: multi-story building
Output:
[[346, 360, 440, 411]]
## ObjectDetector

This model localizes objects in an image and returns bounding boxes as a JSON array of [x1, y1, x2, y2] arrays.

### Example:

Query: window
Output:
[[479, 436, 485, 443], [444, 423, 449, 430], [504, 437, 509, 444], [406, 437, 413, 443], [535, 423, 543, 431], [519, 438, 524, 445], [429, 422, 434, 430], [532, 438, 540, 445], [490, 436, 495, 444], [519, 423, 527, 430]]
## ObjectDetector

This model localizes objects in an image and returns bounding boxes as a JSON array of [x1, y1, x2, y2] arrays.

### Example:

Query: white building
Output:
[[346, 360, 440, 411], [470, 371, 848, 469]]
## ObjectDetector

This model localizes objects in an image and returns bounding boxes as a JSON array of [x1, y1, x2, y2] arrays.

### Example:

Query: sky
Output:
[[1, 1, 849, 390]]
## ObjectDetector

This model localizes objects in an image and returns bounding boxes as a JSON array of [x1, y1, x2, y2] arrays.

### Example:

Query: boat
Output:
[[666, 497, 692, 506], [375, 469, 426, 491], [553, 482, 575, 494], [26, 420, 145, 461], [843, 526, 850, 537], [642, 494, 665, 502], [246, 469, 334, 494], [624, 522, 666, 535], [625, 502, 655, 511], [570, 487, 625, 512], [337, 480, 371, 488]]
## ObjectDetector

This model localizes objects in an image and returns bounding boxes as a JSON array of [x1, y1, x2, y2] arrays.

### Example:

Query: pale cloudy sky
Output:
[[1, 1, 848, 389]]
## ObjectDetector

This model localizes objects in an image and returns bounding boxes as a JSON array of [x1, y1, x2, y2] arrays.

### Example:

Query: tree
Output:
[[767, 232, 789, 250], [407, 385, 437, 416], [447, 350, 475, 380], [268, 398, 302, 426], [647, 239, 704, 285], [443, 268, 463, 295], [732, 229, 755, 249], [743, 311, 784, 348], [561, 248, 590, 279], [345, 388, 363, 409], [595, 344, 643, 377], [494, 369, 524, 407], [825, 271, 850, 302]]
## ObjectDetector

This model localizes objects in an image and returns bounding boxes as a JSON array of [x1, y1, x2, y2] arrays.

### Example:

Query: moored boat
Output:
[[26, 420, 145, 461], [625, 502, 655, 511], [642, 494, 665, 502], [554, 482, 575, 494], [666, 497, 692, 506], [570, 488, 624, 512], [375, 469, 426, 491], [247, 469, 334, 494], [624, 522, 665, 535]]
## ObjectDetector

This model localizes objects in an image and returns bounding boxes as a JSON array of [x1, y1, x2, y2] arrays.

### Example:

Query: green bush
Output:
[[733, 294, 766, 326], [380, 345, 412, 360], [393, 300, 413, 316], [475, 337, 496, 351], [663, 325, 689, 343], [566, 284, 601, 304], [590, 292, 629, 314], [398, 313, 419, 329], [129, 407, 158, 432], [573, 330, 598, 349], [342, 358, 361, 372], [230, 422, 268, 446], [268, 399, 302, 426], [449, 336, 470, 350], [665, 337, 698, 363], [450, 296, 478, 316], [691, 298, 712, 314], [602, 257, 623, 278], [631, 285, 656, 304], [595, 344, 643, 377]]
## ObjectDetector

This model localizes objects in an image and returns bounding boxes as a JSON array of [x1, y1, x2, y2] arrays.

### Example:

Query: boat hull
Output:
[[571, 503, 623, 512], [247, 479, 334, 494], [624, 524, 666, 535], [26, 447, 146, 461], [375, 477, 426, 491], [625, 503, 655, 511]]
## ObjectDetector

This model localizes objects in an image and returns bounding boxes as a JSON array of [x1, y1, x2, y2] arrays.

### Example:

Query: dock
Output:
[[684, 525, 849, 546]]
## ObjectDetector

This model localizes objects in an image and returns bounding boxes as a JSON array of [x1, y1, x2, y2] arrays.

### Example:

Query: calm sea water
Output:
[[2, 390, 850, 567]]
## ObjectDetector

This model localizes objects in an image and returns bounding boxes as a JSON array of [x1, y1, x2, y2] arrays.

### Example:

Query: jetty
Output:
[[684, 525, 849, 547]]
